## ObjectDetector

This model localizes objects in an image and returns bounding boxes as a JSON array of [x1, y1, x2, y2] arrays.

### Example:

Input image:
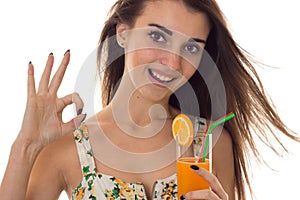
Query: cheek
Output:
[[125, 49, 160, 68], [182, 60, 197, 79]]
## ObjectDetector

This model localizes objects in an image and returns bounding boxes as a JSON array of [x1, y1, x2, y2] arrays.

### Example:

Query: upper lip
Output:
[[148, 68, 177, 83]]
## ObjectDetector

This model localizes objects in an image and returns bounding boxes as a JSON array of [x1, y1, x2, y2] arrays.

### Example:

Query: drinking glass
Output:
[[176, 116, 212, 198]]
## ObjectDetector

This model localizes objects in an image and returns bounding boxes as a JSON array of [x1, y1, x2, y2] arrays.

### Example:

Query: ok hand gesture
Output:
[[19, 50, 85, 147]]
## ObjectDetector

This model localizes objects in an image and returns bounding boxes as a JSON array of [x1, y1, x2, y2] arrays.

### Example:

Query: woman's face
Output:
[[117, 0, 211, 103]]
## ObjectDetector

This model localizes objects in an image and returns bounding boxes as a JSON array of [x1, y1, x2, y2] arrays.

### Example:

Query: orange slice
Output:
[[172, 114, 193, 146]]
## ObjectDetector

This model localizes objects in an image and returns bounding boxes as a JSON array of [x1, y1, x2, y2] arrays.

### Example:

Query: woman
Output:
[[0, 0, 298, 199]]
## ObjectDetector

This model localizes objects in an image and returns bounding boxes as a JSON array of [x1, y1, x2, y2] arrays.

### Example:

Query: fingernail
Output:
[[77, 108, 83, 115], [49, 52, 53, 56], [64, 49, 70, 55], [81, 113, 87, 122], [180, 195, 185, 200], [28, 61, 32, 65], [190, 165, 199, 170]]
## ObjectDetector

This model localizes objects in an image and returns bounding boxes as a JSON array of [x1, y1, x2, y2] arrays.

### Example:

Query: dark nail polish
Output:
[[64, 49, 70, 55], [29, 61, 32, 65], [190, 165, 199, 170], [77, 108, 83, 115], [180, 195, 185, 200], [81, 114, 87, 122], [49, 52, 53, 56]]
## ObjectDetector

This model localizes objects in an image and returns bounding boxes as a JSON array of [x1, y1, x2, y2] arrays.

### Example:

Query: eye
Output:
[[183, 44, 200, 54], [148, 31, 166, 43]]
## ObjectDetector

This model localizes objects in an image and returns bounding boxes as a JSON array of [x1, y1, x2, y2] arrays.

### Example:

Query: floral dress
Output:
[[71, 123, 179, 200]]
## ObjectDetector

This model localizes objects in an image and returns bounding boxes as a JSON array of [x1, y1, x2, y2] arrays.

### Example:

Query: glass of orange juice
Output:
[[174, 115, 212, 198]]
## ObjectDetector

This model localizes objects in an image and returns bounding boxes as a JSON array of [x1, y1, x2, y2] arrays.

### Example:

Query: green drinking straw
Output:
[[199, 112, 235, 162]]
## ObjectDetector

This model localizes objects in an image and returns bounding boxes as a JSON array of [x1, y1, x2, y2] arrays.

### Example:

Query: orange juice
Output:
[[176, 157, 210, 198]]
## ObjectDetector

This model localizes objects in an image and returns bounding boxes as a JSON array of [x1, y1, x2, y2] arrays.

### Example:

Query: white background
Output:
[[0, 0, 299, 199]]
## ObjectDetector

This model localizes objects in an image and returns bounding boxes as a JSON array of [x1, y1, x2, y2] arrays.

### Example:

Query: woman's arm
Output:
[[26, 134, 77, 200], [212, 127, 235, 199], [0, 136, 43, 200]]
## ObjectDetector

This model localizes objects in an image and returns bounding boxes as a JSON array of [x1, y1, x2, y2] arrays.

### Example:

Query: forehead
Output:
[[133, 0, 211, 39]]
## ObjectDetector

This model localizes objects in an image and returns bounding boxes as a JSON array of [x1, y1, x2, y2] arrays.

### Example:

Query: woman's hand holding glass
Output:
[[182, 167, 229, 200], [175, 115, 229, 200], [17, 51, 85, 149]]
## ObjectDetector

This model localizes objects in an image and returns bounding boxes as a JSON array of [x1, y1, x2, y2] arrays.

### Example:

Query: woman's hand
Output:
[[181, 165, 229, 200], [18, 50, 85, 147]]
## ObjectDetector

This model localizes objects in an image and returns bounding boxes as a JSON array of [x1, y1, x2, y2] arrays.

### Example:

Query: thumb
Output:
[[74, 114, 87, 128], [62, 113, 87, 134]]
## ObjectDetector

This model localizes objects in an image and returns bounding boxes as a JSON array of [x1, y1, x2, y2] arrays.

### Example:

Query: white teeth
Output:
[[152, 71, 172, 82]]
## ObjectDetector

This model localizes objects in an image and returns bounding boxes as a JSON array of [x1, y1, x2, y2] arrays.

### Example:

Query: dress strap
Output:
[[196, 117, 208, 133], [73, 122, 97, 176]]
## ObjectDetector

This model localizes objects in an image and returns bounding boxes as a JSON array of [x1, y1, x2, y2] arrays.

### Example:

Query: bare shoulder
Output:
[[36, 132, 78, 169], [212, 126, 233, 157], [211, 126, 235, 199], [37, 131, 82, 185], [27, 132, 81, 199]]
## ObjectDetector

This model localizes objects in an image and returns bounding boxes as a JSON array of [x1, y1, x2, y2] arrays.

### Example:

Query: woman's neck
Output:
[[110, 76, 174, 124], [106, 76, 178, 138]]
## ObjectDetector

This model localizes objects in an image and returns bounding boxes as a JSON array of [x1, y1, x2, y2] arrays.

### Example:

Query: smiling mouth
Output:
[[148, 69, 176, 84]]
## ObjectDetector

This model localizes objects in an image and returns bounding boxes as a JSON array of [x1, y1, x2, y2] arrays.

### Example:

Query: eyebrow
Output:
[[148, 23, 173, 35], [148, 23, 206, 44], [188, 38, 206, 44]]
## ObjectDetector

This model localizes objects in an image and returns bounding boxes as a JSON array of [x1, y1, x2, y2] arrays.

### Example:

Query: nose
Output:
[[159, 52, 181, 71]]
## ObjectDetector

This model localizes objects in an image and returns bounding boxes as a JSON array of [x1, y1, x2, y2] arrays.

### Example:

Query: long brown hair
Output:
[[97, 0, 299, 199]]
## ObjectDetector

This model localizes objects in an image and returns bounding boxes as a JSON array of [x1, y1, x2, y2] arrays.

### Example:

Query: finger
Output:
[[57, 93, 84, 114], [27, 62, 36, 99], [72, 93, 84, 115], [49, 49, 70, 93], [38, 53, 54, 93], [191, 165, 228, 200], [184, 189, 221, 200], [62, 113, 86, 134]]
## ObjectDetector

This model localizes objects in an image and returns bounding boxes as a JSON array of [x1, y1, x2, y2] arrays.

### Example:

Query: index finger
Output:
[[191, 165, 228, 200], [49, 49, 70, 93], [57, 93, 84, 114]]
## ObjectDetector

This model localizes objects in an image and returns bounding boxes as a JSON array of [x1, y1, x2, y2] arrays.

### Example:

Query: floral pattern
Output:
[[103, 177, 146, 200], [160, 180, 177, 199], [72, 122, 178, 200]]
